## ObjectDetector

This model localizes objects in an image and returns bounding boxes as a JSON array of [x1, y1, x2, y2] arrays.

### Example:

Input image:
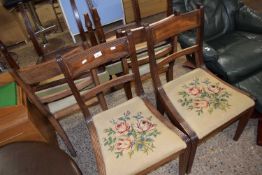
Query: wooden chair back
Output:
[[56, 35, 144, 123], [70, 0, 87, 42], [70, 0, 100, 46], [20, 2, 87, 63], [85, 0, 173, 46], [116, 26, 172, 64], [0, 40, 92, 114], [19, 3, 44, 57], [0, 40, 76, 156], [145, 7, 204, 88]]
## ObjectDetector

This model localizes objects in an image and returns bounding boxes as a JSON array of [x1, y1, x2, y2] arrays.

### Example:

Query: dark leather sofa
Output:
[[172, 0, 262, 114]]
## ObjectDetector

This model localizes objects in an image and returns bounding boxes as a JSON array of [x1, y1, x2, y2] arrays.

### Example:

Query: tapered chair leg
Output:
[[49, 117, 76, 157], [156, 94, 165, 115], [186, 139, 198, 174], [123, 82, 132, 100], [233, 107, 254, 141], [179, 148, 190, 175]]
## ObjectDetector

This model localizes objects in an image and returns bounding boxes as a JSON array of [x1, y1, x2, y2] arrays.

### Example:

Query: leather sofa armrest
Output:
[[236, 4, 262, 34], [178, 32, 219, 62], [202, 43, 218, 62]]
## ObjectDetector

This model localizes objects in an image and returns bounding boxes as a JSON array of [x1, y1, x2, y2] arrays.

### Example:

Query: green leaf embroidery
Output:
[[102, 111, 161, 159], [177, 78, 231, 115]]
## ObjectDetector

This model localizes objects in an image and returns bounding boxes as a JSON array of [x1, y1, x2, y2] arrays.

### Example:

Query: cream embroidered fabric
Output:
[[162, 68, 255, 139], [92, 97, 186, 175]]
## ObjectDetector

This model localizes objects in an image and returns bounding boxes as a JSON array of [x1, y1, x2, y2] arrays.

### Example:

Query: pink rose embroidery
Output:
[[208, 85, 223, 94], [188, 87, 201, 96], [178, 78, 231, 115], [115, 137, 132, 151], [115, 121, 130, 134], [194, 99, 209, 108], [136, 119, 156, 132], [103, 111, 161, 158]]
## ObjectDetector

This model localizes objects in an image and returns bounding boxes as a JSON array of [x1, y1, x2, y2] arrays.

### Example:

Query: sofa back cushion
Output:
[[172, 0, 239, 40]]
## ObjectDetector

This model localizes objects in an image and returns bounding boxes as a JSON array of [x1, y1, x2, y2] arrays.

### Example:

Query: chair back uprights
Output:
[[0, 41, 85, 157], [116, 25, 173, 80], [56, 34, 144, 123], [86, 0, 173, 46], [145, 6, 204, 89]]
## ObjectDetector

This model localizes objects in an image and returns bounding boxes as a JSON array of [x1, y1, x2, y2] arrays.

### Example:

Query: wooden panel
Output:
[[244, 0, 262, 12], [122, 0, 167, 23], [151, 11, 200, 43], [0, 4, 27, 45], [18, 59, 61, 85], [0, 72, 57, 147], [0, 71, 14, 86]]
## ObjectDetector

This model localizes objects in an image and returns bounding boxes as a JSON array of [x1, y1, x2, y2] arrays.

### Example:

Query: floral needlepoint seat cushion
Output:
[[92, 97, 187, 175], [162, 68, 255, 139]]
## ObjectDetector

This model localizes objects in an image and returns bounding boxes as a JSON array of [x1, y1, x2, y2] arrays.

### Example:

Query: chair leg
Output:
[[156, 94, 165, 115], [166, 63, 174, 82], [233, 107, 254, 141], [179, 152, 187, 175], [123, 82, 132, 100], [179, 146, 190, 175], [49, 117, 76, 157], [186, 139, 198, 174]]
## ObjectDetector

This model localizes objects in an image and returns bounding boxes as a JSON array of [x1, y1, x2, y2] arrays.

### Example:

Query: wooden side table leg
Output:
[[257, 117, 262, 146]]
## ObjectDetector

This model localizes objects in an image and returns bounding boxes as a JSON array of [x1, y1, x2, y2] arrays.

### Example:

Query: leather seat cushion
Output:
[[207, 31, 262, 83], [162, 68, 254, 139], [235, 71, 262, 113], [92, 97, 186, 175]]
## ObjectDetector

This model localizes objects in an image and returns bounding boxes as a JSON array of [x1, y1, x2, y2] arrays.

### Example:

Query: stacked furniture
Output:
[[0, 1, 259, 174], [0, 39, 111, 156], [56, 32, 190, 175], [172, 0, 262, 145]]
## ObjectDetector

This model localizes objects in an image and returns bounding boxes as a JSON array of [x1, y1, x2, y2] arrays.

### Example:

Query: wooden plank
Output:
[[0, 72, 14, 86], [122, 0, 167, 23]]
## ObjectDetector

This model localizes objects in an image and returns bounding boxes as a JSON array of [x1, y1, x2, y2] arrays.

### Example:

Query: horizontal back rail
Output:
[[81, 74, 135, 102], [119, 26, 146, 45], [158, 45, 199, 68], [18, 60, 61, 85], [65, 37, 130, 77], [150, 9, 201, 43]]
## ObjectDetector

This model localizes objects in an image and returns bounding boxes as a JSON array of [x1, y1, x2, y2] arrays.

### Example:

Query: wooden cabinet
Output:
[[122, 0, 167, 23], [0, 72, 57, 147]]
